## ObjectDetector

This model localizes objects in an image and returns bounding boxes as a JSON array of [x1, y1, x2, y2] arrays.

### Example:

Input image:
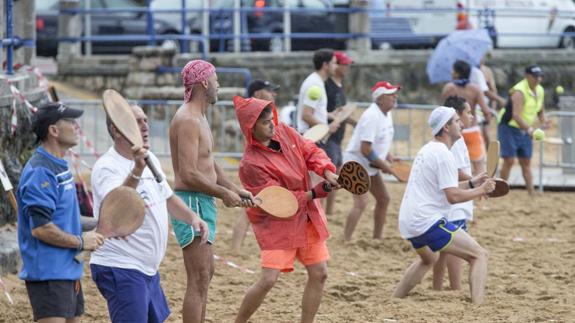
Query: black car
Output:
[[36, 0, 181, 57], [154, 0, 346, 52]]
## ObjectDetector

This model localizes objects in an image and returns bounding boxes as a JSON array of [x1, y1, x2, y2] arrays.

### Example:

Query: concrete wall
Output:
[[57, 49, 575, 107]]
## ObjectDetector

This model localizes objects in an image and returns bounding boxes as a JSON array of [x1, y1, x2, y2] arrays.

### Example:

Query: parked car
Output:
[[36, 0, 181, 57], [152, 0, 345, 52]]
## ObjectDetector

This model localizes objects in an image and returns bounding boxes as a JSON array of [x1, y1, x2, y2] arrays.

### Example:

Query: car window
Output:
[[104, 0, 143, 8], [302, 0, 328, 9], [36, 0, 59, 11]]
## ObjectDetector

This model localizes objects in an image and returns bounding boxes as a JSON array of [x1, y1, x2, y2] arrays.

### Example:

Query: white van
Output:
[[370, 0, 575, 49]]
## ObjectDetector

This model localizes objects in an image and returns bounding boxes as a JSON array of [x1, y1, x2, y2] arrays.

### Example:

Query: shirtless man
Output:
[[442, 60, 491, 175], [169, 60, 255, 322]]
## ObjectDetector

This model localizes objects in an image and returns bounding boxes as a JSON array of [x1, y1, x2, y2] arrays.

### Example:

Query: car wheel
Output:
[[560, 27, 575, 49]]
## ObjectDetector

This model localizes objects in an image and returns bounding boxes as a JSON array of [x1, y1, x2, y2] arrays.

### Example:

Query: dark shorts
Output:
[[498, 123, 533, 159], [408, 219, 459, 252], [91, 264, 170, 323], [318, 138, 343, 167], [25, 280, 84, 321]]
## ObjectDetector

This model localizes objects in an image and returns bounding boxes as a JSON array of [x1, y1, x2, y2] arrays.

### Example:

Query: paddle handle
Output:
[[144, 156, 163, 183], [6, 190, 18, 213]]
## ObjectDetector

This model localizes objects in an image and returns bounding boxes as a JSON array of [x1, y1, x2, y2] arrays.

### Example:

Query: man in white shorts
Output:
[[392, 106, 495, 304], [342, 81, 399, 242]]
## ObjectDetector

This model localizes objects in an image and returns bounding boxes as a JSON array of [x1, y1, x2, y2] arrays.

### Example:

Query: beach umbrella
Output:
[[426, 29, 493, 84]]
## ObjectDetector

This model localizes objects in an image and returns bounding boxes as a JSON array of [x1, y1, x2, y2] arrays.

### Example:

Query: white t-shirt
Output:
[[448, 138, 473, 222], [90, 147, 173, 276], [344, 103, 394, 176], [398, 141, 458, 239], [296, 72, 328, 133], [470, 67, 489, 122], [279, 103, 296, 127]]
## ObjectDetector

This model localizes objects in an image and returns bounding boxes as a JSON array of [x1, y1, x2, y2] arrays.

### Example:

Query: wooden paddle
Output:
[[486, 140, 500, 178], [303, 124, 329, 143], [102, 89, 163, 183], [389, 161, 411, 182], [338, 161, 370, 195], [75, 186, 145, 262], [323, 103, 357, 142], [0, 160, 18, 212], [485, 140, 509, 198], [252, 185, 298, 218]]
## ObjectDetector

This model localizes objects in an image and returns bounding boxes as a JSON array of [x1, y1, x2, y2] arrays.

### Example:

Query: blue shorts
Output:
[[90, 264, 170, 323], [450, 219, 468, 232], [498, 123, 532, 159], [408, 219, 459, 252]]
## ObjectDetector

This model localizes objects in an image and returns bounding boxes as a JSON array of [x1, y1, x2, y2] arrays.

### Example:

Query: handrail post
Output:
[[146, 0, 155, 46], [6, 0, 14, 74], [181, 0, 189, 53], [57, 0, 81, 60], [202, 0, 210, 54], [283, 0, 291, 52], [348, 0, 370, 52], [0, 0, 4, 68], [85, 0, 92, 56], [233, 0, 240, 52]]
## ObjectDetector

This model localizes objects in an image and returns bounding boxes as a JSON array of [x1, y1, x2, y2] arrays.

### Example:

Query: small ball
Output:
[[555, 85, 565, 95], [533, 128, 545, 141], [307, 85, 322, 101]]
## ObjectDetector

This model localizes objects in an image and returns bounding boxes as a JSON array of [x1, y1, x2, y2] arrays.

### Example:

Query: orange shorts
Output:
[[260, 222, 329, 272], [462, 128, 486, 161]]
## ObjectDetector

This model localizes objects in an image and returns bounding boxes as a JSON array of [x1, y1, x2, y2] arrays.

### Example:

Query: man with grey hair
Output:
[[392, 106, 495, 304]]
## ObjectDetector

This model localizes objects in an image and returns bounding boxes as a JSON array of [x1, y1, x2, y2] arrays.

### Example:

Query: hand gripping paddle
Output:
[[252, 186, 298, 218], [486, 140, 509, 198], [338, 161, 370, 195], [389, 161, 411, 183], [102, 89, 163, 183]]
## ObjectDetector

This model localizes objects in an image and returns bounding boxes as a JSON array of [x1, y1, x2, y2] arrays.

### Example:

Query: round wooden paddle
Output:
[[74, 186, 145, 262], [486, 140, 500, 178], [487, 178, 510, 198], [303, 124, 330, 143], [250, 186, 298, 218], [102, 89, 163, 183], [338, 161, 370, 195]]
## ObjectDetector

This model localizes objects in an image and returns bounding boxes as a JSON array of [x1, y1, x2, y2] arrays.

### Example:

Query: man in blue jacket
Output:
[[18, 102, 104, 322]]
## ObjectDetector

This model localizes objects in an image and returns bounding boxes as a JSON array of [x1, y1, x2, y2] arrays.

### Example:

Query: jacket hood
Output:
[[233, 96, 279, 145]]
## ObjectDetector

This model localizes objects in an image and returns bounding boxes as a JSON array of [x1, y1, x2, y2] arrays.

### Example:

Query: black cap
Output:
[[525, 65, 543, 76], [32, 102, 84, 142], [247, 80, 280, 97]]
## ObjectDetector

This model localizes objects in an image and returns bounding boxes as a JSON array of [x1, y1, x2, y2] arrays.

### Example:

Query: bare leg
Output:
[[325, 190, 337, 215], [446, 254, 464, 290], [235, 268, 281, 323], [231, 211, 250, 254], [343, 190, 369, 242], [481, 124, 491, 150], [500, 157, 514, 181], [370, 173, 390, 240], [301, 262, 328, 323], [182, 239, 214, 323], [432, 251, 448, 290], [392, 247, 438, 299], [518, 157, 534, 194], [442, 230, 489, 304]]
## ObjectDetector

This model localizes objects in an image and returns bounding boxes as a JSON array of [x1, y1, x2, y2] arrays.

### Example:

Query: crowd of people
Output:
[[15, 48, 550, 322]]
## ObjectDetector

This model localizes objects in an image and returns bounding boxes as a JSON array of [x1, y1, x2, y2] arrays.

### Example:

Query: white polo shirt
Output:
[[344, 102, 394, 176], [90, 147, 173, 276], [448, 137, 473, 222], [296, 72, 328, 133], [398, 141, 458, 239]]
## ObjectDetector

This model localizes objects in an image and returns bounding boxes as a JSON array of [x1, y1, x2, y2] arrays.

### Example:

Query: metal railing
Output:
[[48, 4, 575, 57], [1, 0, 35, 75], [538, 110, 575, 191]]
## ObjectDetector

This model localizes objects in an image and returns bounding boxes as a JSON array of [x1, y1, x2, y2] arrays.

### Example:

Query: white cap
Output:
[[428, 106, 456, 136]]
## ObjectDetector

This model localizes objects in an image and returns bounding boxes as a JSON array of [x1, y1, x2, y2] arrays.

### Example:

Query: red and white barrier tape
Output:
[[77, 128, 101, 159], [69, 150, 94, 211]]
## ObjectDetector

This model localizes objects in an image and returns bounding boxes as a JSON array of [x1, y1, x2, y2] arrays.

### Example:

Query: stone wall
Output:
[[58, 49, 575, 108]]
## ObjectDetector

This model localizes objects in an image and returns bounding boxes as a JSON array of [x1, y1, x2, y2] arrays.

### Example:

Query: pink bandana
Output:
[[181, 60, 216, 102]]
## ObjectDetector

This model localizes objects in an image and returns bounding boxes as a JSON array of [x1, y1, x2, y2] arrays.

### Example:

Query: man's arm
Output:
[[510, 91, 533, 134], [166, 195, 209, 244], [475, 87, 492, 123], [444, 173, 494, 204], [302, 105, 323, 128], [361, 141, 393, 174], [32, 222, 103, 251]]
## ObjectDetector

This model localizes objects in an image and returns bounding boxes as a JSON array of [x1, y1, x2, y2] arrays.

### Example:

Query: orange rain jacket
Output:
[[234, 96, 336, 250]]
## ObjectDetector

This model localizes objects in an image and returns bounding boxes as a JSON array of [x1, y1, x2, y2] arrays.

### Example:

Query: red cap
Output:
[[334, 51, 353, 65], [371, 81, 400, 99]]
